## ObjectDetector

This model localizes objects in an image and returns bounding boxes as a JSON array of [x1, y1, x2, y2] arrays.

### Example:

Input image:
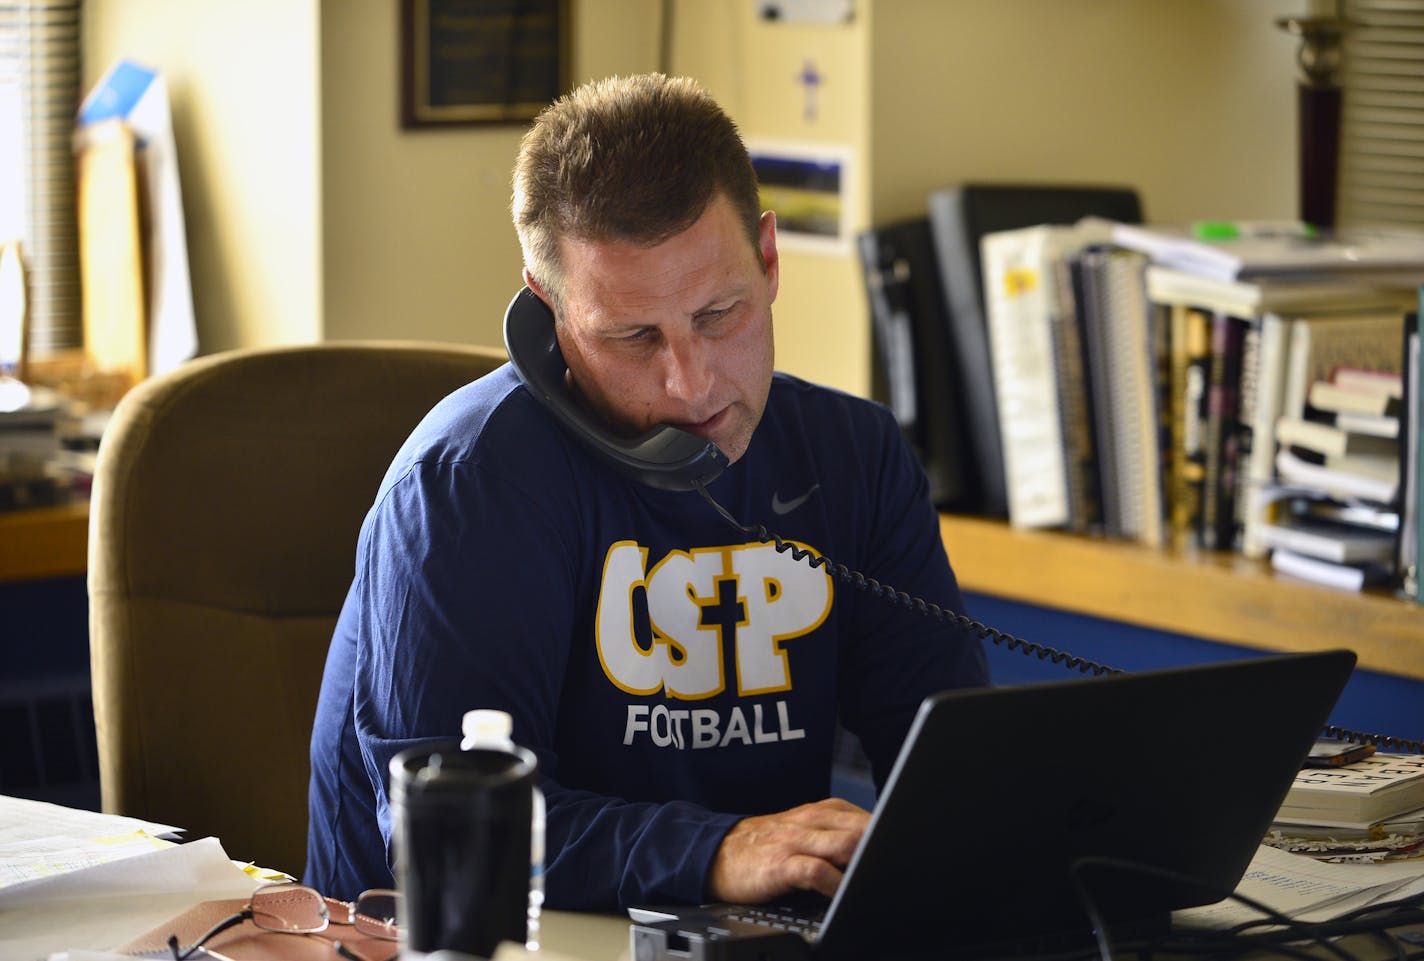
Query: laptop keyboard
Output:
[[723, 898, 827, 941]]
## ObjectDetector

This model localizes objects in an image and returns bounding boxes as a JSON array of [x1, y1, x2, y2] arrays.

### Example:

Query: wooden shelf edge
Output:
[[940, 513, 1424, 682], [3, 503, 1419, 680], [0, 501, 90, 582]]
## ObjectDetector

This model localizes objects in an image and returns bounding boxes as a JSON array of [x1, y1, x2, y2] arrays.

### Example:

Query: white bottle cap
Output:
[[461, 708, 514, 748]]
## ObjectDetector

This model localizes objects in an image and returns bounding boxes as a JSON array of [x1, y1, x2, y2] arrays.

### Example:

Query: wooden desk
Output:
[[940, 513, 1424, 681], [527, 911, 631, 960], [517, 906, 1424, 961], [0, 500, 89, 581]]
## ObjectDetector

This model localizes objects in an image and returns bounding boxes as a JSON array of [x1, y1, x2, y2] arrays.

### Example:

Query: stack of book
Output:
[[968, 216, 1424, 570], [1262, 365, 1405, 590], [857, 206, 1424, 594], [0, 385, 66, 510], [975, 222, 1168, 544], [1109, 225, 1424, 593], [1271, 752, 1424, 845]]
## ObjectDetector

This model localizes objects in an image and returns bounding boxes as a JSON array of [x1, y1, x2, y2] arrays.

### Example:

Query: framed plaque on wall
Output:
[[400, 0, 569, 128]]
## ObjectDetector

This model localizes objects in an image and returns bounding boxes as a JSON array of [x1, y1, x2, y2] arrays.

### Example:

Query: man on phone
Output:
[[305, 72, 989, 910]]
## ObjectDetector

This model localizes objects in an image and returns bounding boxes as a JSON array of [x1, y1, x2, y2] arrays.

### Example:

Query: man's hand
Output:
[[705, 797, 871, 904]]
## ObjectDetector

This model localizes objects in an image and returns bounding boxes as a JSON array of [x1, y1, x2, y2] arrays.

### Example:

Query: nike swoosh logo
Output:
[[771, 483, 820, 515]]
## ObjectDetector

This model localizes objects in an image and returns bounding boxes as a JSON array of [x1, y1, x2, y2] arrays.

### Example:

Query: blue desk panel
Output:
[[964, 591, 1424, 744]]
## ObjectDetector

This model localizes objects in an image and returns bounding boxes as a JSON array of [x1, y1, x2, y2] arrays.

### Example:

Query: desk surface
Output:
[[512, 906, 1424, 961], [528, 911, 632, 961]]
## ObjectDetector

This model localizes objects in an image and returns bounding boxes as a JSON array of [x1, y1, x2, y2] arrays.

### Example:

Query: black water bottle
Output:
[[389, 713, 539, 959]]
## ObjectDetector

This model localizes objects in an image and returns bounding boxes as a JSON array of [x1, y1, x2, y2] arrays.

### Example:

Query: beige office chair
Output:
[[88, 340, 507, 876]]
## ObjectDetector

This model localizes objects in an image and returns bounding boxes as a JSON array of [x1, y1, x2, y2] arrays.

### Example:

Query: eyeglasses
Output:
[[168, 882, 402, 961]]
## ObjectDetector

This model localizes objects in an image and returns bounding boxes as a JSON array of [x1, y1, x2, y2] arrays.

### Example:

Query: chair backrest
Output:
[[88, 340, 507, 875]]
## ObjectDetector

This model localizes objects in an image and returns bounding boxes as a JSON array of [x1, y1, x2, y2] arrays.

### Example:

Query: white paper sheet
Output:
[[0, 795, 180, 850], [0, 837, 258, 961], [1174, 842, 1424, 929]]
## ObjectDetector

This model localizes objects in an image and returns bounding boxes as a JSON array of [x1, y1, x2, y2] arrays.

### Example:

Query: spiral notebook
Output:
[[630, 649, 1357, 961]]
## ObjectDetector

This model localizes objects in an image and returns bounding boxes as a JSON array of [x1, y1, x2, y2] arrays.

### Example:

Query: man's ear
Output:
[[523, 269, 557, 315], [758, 211, 780, 303]]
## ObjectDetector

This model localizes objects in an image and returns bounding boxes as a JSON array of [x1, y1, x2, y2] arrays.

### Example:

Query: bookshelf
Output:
[[939, 513, 1424, 682]]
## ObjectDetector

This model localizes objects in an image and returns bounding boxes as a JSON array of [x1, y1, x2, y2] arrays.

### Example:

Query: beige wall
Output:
[[671, 0, 1315, 395], [83, 0, 1322, 397], [82, 0, 322, 353], [319, 0, 664, 346], [869, 0, 1307, 224], [669, 3, 873, 392]]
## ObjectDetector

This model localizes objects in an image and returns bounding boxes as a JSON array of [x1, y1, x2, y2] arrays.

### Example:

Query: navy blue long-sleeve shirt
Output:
[[304, 365, 989, 909]]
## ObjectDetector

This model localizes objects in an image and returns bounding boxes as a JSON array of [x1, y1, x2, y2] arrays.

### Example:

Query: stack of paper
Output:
[[0, 796, 259, 961], [1175, 843, 1424, 928]]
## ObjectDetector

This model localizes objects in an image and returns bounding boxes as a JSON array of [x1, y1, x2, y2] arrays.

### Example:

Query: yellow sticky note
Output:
[[1003, 266, 1037, 297]]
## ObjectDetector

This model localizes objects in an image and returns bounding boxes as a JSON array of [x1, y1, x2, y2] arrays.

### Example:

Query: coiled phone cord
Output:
[[694, 482, 1424, 754], [694, 482, 1119, 677], [1318, 726, 1424, 754]]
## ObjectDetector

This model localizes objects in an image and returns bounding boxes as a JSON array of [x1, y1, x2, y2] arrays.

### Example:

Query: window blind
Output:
[[0, 0, 82, 356], [1338, 0, 1424, 228]]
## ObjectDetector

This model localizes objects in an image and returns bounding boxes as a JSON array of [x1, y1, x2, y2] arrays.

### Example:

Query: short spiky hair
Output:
[[512, 73, 762, 307]]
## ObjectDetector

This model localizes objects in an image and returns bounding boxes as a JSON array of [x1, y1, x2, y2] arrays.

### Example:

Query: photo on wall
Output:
[[747, 141, 853, 254]]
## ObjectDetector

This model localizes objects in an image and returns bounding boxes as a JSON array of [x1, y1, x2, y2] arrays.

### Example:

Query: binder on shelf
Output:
[[1274, 416, 1398, 460], [925, 183, 1143, 518], [1097, 246, 1164, 547], [1073, 245, 1124, 538], [1049, 254, 1106, 534], [1050, 243, 1168, 547], [1406, 297, 1423, 605], [1238, 313, 1290, 558], [1308, 380, 1402, 418], [1200, 312, 1248, 551], [1275, 447, 1397, 505], [1269, 546, 1393, 592], [978, 219, 1116, 530], [1253, 515, 1398, 565], [1336, 410, 1400, 438], [1394, 320, 1417, 603], [857, 218, 974, 510], [1166, 303, 1211, 543]]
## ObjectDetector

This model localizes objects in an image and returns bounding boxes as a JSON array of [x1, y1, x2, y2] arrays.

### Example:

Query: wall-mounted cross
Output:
[[797, 59, 822, 122]]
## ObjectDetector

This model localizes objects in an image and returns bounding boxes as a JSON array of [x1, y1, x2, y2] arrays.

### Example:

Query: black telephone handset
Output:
[[501, 287, 1419, 752], [502, 284, 1116, 674], [503, 287, 729, 492]]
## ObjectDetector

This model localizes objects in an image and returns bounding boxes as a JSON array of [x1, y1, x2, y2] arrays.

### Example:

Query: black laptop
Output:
[[630, 650, 1357, 961]]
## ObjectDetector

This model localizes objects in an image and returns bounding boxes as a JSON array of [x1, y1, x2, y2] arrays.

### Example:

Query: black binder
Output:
[[858, 218, 974, 510]]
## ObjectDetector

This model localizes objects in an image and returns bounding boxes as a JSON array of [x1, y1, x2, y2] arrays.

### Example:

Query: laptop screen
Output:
[[632, 650, 1356, 961], [816, 650, 1355, 959]]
